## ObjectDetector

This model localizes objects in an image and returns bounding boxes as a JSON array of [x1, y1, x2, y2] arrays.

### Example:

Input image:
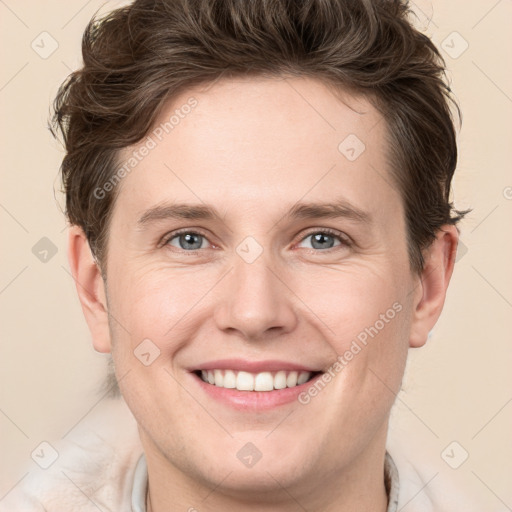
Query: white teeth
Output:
[[297, 371, 310, 385], [223, 369, 236, 388], [198, 369, 314, 391], [286, 371, 298, 387], [236, 371, 254, 391], [254, 372, 274, 391], [274, 370, 287, 389], [214, 369, 224, 387]]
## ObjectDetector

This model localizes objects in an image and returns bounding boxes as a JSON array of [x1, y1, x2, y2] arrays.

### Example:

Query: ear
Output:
[[409, 224, 459, 348], [67, 225, 111, 353]]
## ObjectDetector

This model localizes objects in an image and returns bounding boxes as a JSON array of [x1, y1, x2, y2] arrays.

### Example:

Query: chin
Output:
[[202, 462, 308, 497]]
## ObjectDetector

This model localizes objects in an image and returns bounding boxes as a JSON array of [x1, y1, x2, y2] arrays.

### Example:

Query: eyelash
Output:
[[161, 228, 352, 254]]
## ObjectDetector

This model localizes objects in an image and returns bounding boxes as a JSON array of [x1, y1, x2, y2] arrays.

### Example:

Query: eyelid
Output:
[[295, 227, 353, 249], [160, 227, 214, 249], [161, 227, 353, 252]]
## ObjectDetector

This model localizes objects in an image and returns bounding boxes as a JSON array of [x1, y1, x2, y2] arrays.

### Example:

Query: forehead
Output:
[[113, 75, 399, 225]]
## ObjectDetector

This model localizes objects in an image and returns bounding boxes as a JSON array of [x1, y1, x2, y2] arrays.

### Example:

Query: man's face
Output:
[[104, 76, 419, 494]]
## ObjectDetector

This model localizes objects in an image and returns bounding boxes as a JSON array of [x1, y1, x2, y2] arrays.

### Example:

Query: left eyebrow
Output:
[[137, 203, 220, 226], [136, 198, 373, 229], [285, 200, 372, 225]]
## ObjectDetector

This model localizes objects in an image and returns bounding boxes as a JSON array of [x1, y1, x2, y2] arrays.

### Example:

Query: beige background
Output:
[[1, 0, 511, 508]]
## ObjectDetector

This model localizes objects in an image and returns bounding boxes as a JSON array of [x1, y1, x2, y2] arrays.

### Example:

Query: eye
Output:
[[164, 231, 210, 251], [297, 229, 350, 251], [161, 228, 351, 254]]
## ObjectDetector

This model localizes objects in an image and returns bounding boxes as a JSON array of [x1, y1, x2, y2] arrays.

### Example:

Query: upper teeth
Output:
[[200, 370, 312, 391]]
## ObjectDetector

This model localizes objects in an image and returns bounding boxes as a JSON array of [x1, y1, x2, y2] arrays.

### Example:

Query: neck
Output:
[[141, 429, 390, 512]]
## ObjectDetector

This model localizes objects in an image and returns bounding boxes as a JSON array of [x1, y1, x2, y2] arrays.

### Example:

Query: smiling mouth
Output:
[[194, 369, 322, 391]]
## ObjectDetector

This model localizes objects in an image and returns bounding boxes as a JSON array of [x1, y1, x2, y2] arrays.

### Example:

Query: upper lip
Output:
[[190, 359, 322, 373]]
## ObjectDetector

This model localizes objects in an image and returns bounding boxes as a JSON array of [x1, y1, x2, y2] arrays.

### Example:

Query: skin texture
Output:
[[68, 75, 458, 512]]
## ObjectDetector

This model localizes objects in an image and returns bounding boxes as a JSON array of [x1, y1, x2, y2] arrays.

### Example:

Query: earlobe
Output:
[[67, 225, 112, 353], [409, 225, 459, 348]]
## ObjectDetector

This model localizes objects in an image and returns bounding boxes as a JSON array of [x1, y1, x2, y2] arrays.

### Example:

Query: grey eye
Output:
[[168, 232, 206, 250], [298, 232, 342, 250]]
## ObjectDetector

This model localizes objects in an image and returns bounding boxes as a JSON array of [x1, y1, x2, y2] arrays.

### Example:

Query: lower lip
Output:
[[190, 372, 324, 411]]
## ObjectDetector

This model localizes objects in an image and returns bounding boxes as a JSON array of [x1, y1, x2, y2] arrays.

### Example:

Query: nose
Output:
[[213, 252, 298, 342]]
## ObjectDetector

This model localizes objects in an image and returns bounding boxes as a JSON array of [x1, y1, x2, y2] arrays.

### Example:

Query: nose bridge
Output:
[[213, 245, 297, 340]]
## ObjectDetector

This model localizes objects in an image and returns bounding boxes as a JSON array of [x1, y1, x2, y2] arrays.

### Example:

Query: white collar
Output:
[[131, 451, 400, 511]]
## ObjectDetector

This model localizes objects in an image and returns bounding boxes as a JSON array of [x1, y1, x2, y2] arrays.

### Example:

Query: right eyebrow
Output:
[[136, 197, 373, 230], [137, 203, 219, 227]]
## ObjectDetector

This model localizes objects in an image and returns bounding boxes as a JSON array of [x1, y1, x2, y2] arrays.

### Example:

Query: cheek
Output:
[[296, 265, 407, 343], [296, 265, 412, 406], [109, 261, 202, 343], [330, 285, 413, 414], [106, 265, 196, 419]]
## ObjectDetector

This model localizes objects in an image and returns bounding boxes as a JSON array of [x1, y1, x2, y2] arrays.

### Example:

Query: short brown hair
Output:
[[52, 0, 467, 275], [51, 0, 468, 395]]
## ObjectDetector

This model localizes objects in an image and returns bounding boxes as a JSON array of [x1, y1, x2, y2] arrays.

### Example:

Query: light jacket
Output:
[[0, 398, 482, 511]]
